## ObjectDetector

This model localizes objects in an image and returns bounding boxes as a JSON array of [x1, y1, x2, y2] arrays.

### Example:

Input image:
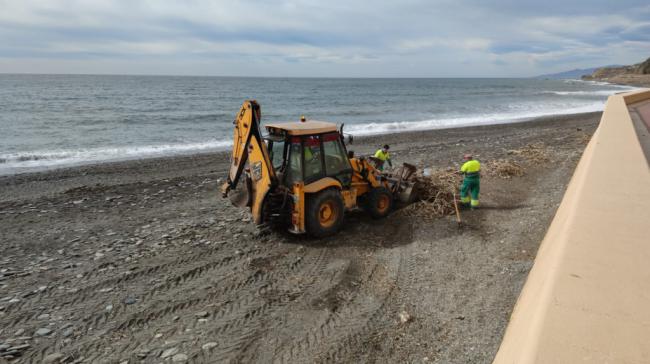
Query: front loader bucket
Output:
[[398, 182, 418, 204], [386, 163, 419, 204]]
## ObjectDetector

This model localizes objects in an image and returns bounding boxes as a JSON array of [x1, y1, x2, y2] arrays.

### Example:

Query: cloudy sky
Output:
[[1, 0, 649, 77]]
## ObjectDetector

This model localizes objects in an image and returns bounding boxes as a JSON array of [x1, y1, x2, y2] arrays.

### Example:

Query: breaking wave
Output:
[[563, 79, 636, 88], [544, 89, 634, 96], [0, 140, 233, 174], [345, 102, 606, 136]]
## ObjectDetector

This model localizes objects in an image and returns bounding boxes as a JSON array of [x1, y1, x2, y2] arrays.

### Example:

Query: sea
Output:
[[0, 74, 639, 175]]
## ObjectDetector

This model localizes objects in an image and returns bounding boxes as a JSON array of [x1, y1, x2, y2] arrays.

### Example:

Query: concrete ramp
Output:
[[493, 89, 650, 363]]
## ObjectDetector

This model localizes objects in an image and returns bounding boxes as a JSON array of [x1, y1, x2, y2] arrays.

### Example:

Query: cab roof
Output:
[[265, 120, 338, 136]]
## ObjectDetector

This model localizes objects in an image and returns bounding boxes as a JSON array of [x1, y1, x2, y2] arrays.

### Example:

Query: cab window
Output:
[[322, 133, 352, 185], [269, 140, 285, 170], [285, 139, 302, 185], [303, 135, 323, 183]]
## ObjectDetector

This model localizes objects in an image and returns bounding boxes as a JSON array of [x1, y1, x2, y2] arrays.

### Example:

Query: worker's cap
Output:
[[463, 153, 473, 160], [383, 144, 390, 149]]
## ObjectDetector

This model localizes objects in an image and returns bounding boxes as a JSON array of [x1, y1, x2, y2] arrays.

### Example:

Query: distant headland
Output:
[[582, 57, 650, 87]]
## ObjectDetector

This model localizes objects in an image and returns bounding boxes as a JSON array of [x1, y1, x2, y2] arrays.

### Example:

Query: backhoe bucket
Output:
[[226, 176, 253, 208], [229, 188, 250, 208]]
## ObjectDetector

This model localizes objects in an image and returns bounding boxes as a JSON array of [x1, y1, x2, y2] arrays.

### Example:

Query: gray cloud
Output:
[[0, 0, 648, 76]]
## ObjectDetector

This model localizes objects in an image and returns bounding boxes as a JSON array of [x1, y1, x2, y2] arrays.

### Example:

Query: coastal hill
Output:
[[533, 67, 604, 80], [582, 57, 650, 86]]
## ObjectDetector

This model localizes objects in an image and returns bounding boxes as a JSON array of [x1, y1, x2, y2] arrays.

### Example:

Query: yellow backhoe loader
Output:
[[221, 100, 417, 237]]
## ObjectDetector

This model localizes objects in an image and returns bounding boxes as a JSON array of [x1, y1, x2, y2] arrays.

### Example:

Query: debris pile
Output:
[[508, 142, 550, 163], [484, 159, 524, 179], [399, 169, 462, 218]]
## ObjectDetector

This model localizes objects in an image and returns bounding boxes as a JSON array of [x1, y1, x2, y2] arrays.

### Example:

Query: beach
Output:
[[0, 111, 600, 363]]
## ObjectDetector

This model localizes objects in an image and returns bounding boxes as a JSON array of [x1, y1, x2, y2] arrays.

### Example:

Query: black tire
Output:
[[260, 191, 291, 231], [364, 187, 393, 219], [306, 189, 345, 238]]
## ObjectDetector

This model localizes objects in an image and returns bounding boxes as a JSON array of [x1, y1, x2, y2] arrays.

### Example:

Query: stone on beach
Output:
[[161, 347, 179, 358], [35, 327, 52, 336], [202, 342, 218, 350]]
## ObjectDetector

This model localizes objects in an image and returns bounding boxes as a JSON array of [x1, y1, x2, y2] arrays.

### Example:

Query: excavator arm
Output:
[[221, 100, 277, 224]]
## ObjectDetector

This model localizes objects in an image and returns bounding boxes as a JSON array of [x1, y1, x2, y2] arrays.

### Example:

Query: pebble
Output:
[[123, 297, 137, 305], [9, 344, 30, 351], [398, 311, 412, 324], [194, 311, 209, 318], [172, 353, 188, 362], [62, 328, 74, 338], [160, 347, 178, 359], [35, 327, 52, 336], [14, 328, 25, 336], [37, 313, 50, 320], [43, 352, 65, 363], [202, 342, 218, 350], [105, 304, 113, 311]]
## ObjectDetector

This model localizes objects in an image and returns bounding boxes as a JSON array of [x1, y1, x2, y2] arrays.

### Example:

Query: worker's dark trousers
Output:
[[460, 176, 480, 207]]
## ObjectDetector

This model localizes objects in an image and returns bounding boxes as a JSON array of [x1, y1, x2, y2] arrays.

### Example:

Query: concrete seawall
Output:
[[493, 89, 650, 363]]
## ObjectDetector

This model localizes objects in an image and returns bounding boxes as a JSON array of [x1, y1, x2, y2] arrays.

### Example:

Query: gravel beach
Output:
[[0, 112, 600, 363]]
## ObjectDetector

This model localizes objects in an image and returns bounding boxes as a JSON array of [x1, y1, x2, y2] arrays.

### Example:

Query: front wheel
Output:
[[364, 187, 393, 219], [306, 189, 345, 238]]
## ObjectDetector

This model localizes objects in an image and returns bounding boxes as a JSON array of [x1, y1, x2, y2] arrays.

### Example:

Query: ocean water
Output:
[[0, 75, 637, 175]]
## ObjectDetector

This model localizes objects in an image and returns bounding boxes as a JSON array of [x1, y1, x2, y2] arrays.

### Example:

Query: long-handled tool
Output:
[[452, 191, 462, 227]]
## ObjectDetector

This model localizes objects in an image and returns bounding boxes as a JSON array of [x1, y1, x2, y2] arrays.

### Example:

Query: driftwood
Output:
[[507, 142, 550, 163], [484, 159, 524, 179], [398, 169, 462, 218]]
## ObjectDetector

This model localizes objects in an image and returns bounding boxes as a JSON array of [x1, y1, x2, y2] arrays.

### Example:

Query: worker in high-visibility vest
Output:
[[459, 154, 481, 209], [373, 144, 393, 171]]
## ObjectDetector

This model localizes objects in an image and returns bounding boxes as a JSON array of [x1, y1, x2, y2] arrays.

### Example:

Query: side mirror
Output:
[[341, 133, 353, 145], [339, 123, 354, 145]]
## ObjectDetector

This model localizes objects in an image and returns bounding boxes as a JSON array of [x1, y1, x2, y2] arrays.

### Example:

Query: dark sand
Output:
[[0, 112, 600, 363]]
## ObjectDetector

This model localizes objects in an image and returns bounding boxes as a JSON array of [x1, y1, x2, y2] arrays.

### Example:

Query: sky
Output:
[[0, 0, 649, 77]]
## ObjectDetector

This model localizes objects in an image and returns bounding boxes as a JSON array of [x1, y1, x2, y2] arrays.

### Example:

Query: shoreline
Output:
[[0, 111, 602, 180]]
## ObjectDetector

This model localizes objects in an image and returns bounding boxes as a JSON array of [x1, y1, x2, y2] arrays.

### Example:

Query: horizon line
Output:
[[0, 72, 555, 79]]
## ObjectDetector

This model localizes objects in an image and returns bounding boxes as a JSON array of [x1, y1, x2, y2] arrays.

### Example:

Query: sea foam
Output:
[[0, 140, 233, 175]]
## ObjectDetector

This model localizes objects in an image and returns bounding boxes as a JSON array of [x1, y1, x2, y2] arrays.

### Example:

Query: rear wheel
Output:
[[306, 189, 344, 238], [364, 187, 393, 219]]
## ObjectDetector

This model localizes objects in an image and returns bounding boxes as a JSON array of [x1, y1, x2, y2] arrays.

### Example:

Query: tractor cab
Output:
[[264, 121, 353, 188]]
